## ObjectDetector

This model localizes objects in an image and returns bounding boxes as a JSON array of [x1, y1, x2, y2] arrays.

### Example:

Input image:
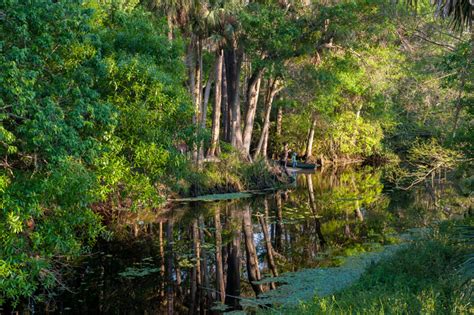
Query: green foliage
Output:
[[264, 218, 473, 314], [327, 112, 384, 158], [0, 0, 192, 304]]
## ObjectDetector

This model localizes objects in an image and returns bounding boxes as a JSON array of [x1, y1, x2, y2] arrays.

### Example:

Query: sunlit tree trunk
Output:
[[242, 205, 263, 295], [208, 50, 223, 157], [201, 67, 213, 129], [305, 115, 317, 162], [276, 106, 283, 137], [242, 69, 264, 156], [166, 14, 174, 41], [254, 77, 282, 159]]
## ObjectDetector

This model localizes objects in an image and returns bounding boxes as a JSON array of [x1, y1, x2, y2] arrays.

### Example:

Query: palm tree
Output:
[[408, 0, 473, 31]]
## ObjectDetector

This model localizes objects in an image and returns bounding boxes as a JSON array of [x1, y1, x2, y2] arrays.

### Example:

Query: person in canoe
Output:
[[291, 152, 298, 168]]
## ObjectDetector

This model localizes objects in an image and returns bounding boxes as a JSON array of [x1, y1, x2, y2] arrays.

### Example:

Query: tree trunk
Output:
[[221, 61, 230, 142], [201, 67, 214, 129], [189, 36, 203, 163], [208, 50, 223, 157], [224, 45, 244, 150], [305, 115, 317, 162], [167, 14, 173, 41], [242, 206, 263, 296], [254, 78, 282, 159], [276, 106, 283, 137], [242, 69, 264, 156], [262, 129, 269, 159]]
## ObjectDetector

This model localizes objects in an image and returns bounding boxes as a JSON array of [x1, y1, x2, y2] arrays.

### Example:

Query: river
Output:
[[29, 166, 458, 314]]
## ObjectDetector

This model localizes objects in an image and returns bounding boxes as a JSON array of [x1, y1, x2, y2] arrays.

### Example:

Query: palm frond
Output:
[[407, 0, 473, 31]]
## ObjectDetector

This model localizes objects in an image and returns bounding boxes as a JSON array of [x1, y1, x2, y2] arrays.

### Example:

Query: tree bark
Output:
[[224, 45, 244, 150], [221, 62, 230, 142], [254, 78, 283, 159], [201, 66, 214, 129], [208, 50, 224, 157], [167, 14, 173, 41], [242, 69, 264, 156], [305, 115, 317, 162], [276, 106, 283, 137]]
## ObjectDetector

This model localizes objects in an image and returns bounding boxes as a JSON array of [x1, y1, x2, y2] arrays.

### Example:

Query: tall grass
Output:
[[268, 218, 473, 315]]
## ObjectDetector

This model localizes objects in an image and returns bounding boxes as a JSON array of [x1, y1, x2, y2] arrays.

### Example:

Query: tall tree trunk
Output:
[[208, 50, 223, 157], [167, 14, 173, 41], [187, 38, 196, 112], [192, 38, 204, 163], [221, 62, 230, 142], [242, 206, 263, 296], [276, 106, 283, 137], [242, 69, 264, 156], [262, 129, 269, 159], [201, 68, 214, 129], [214, 208, 225, 303], [224, 45, 244, 150], [305, 115, 317, 162], [254, 78, 282, 159]]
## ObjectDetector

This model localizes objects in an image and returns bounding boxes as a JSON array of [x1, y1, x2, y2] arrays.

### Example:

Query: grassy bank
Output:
[[169, 154, 290, 197], [265, 218, 473, 315]]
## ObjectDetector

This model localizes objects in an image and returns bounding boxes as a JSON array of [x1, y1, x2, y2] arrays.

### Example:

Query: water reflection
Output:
[[32, 167, 455, 314]]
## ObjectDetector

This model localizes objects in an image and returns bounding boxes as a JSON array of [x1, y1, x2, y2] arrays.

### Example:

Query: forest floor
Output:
[[258, 217, 473, 315]]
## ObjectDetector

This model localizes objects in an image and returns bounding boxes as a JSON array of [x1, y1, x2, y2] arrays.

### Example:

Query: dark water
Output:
[[22, 167, 458, 314]]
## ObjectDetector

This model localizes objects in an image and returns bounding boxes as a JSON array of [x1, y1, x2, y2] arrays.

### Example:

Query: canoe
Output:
[[285, 161, 317, 169]]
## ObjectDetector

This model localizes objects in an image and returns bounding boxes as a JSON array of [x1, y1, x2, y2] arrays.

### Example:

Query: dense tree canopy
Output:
[[0, 0, 472, 307]]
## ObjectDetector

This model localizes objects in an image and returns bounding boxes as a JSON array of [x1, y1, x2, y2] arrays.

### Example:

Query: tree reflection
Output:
[[39, 167, 401, 314]]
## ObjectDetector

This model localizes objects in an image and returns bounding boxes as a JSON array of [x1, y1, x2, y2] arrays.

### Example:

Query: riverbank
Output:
[[261, 217, 473, 314], [168, 156, 291, 198]]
